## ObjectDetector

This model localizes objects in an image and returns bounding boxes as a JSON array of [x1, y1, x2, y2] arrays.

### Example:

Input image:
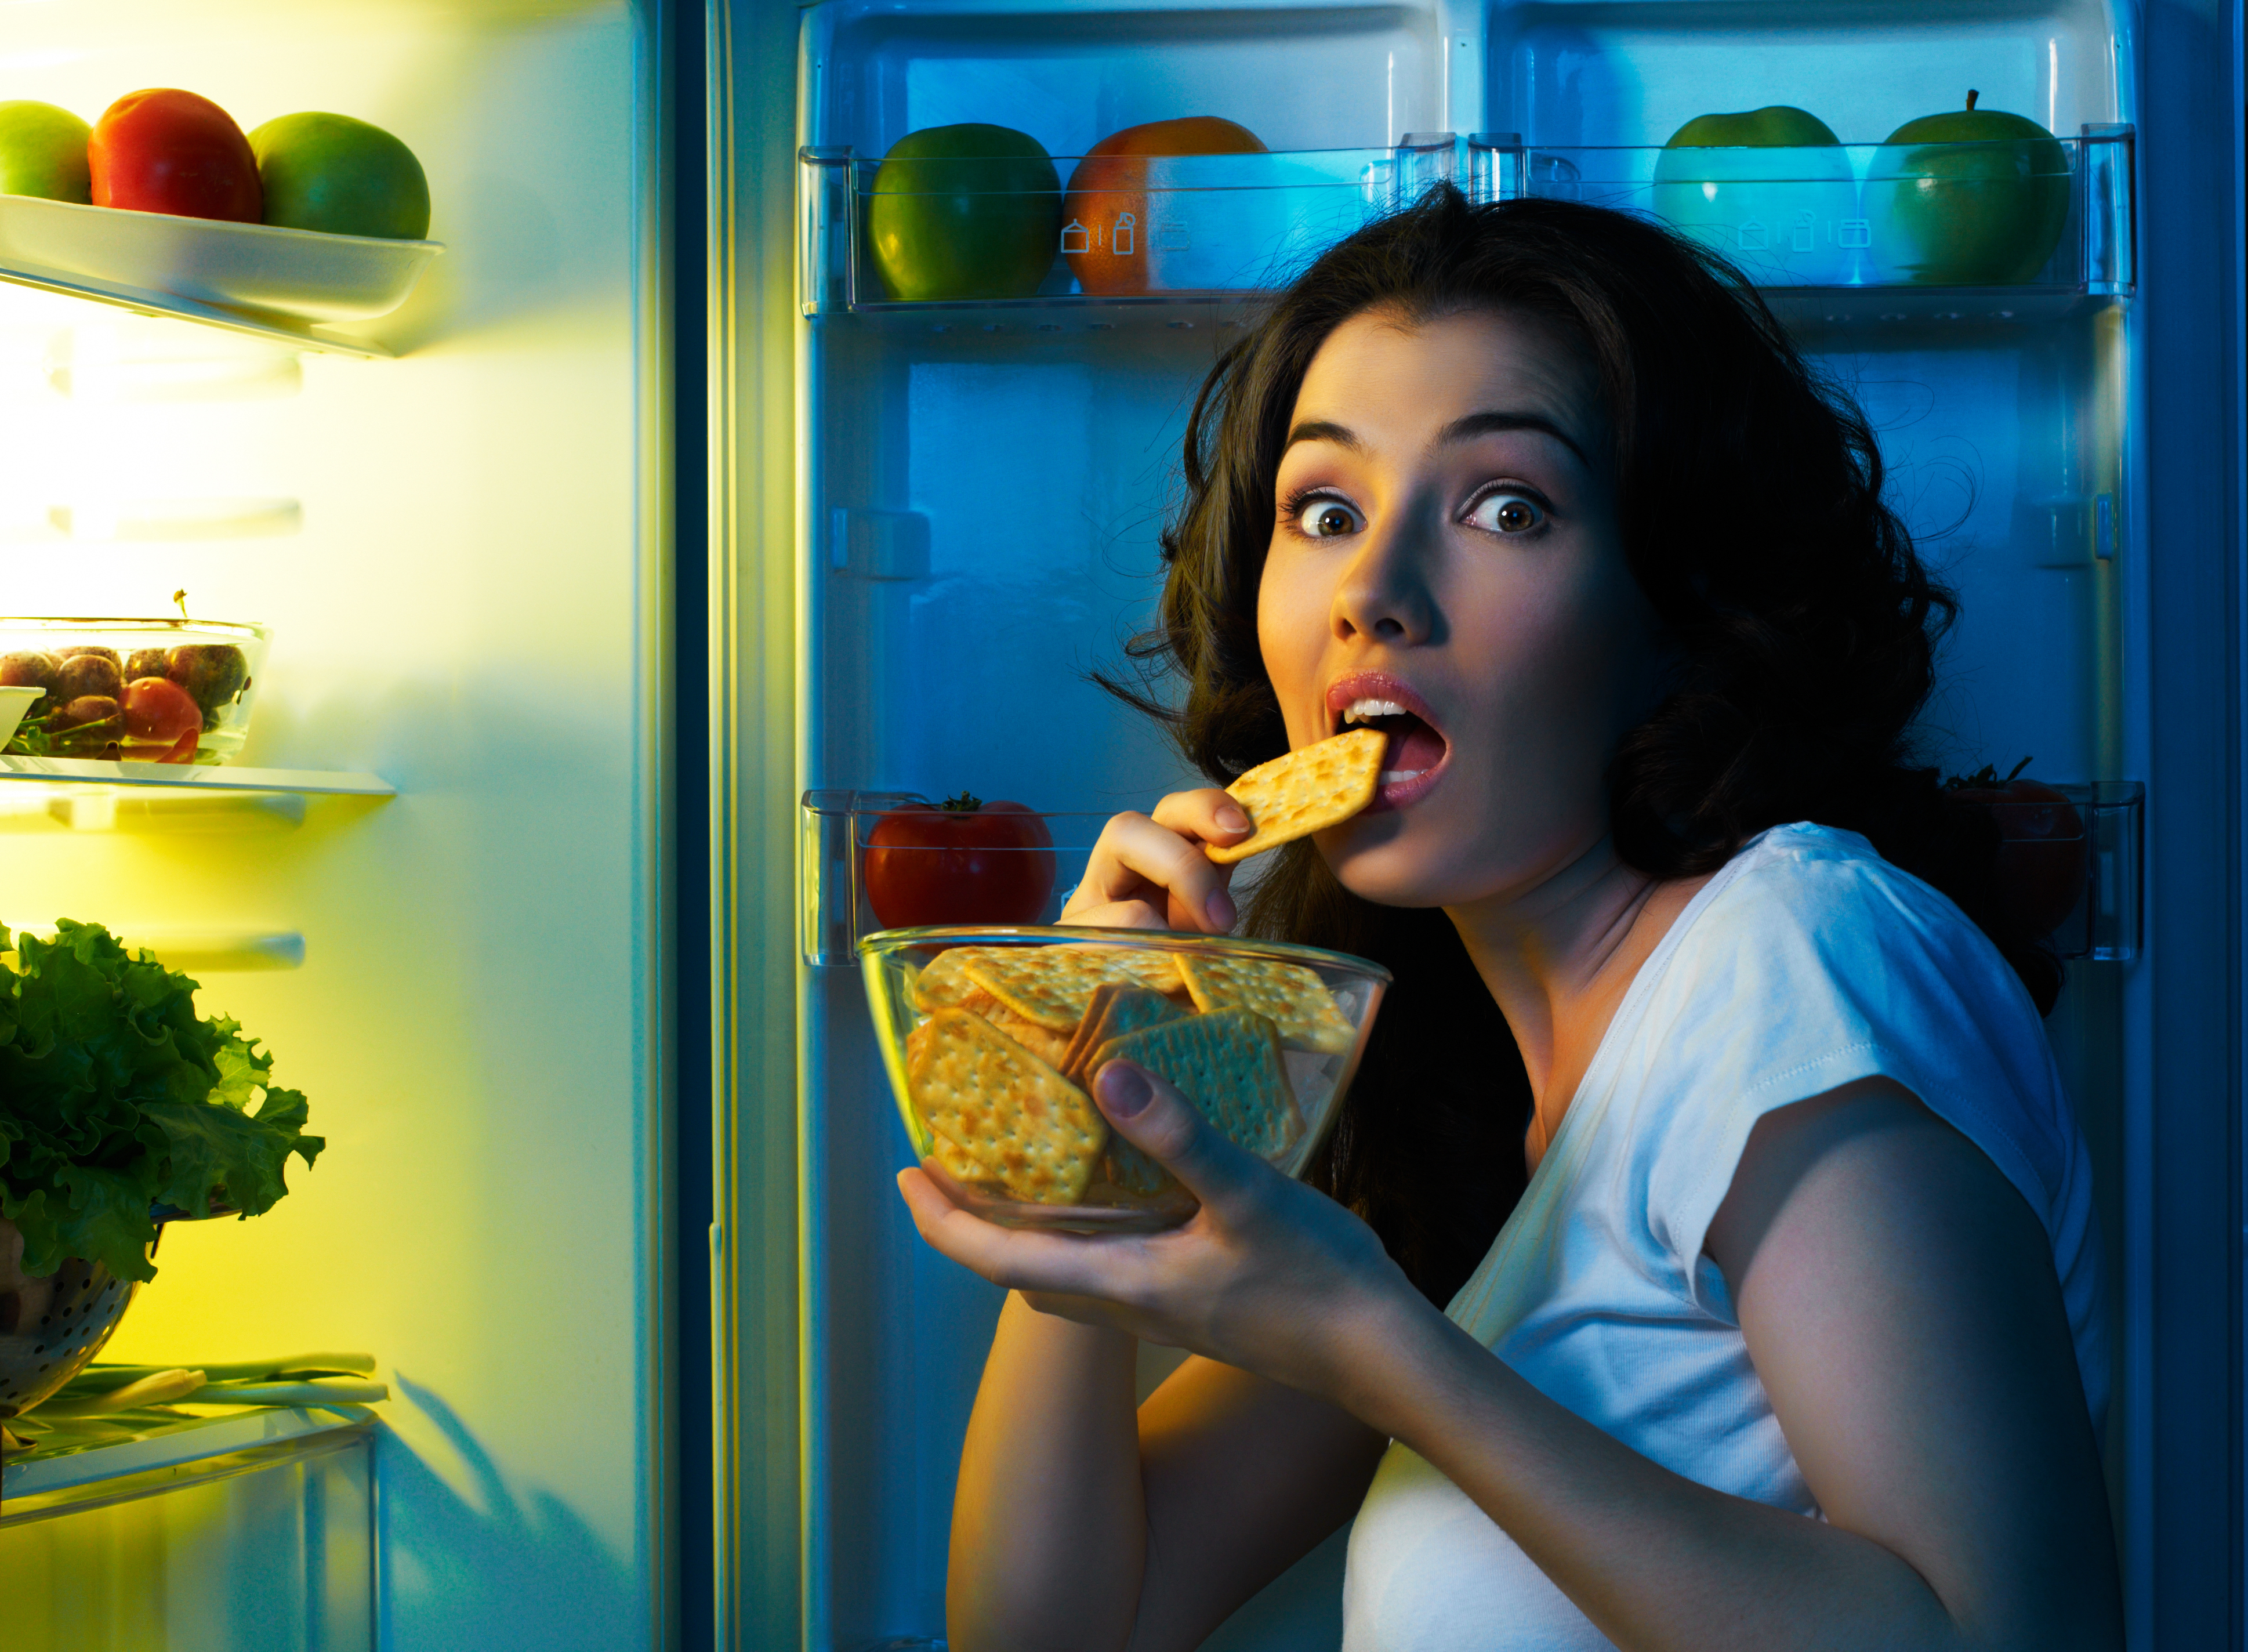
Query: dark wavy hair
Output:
[[1103, 184, 2053, 1306]]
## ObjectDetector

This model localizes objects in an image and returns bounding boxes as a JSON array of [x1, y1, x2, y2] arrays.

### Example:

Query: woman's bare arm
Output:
[[944, 1294, 1384, 1652], [1331, 1077, 2120, 1652]]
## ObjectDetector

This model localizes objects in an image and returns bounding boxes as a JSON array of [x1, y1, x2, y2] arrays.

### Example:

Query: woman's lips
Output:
[[1324, 671, 1451, 813], [1365, 743, 1450, 813]]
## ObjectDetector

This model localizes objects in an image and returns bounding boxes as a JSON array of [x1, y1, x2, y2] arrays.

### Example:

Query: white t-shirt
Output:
[[1340, 823, 2106, 1652]]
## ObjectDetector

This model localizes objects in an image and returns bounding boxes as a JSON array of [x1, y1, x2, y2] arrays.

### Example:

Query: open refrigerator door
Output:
[[711, 0, 2242, 1647], [0, 1, 676, 1648]]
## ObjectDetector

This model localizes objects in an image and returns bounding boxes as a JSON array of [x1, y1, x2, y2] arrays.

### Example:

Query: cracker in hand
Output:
[[1206, 727, 1385, 865]]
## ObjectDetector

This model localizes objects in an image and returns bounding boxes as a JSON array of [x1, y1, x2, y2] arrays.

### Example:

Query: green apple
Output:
[[248, 111, 430, 240], [868, 124, 1061, 302], [1866, 90, 2068, 284], [1652, 106, 1855, 284], [0, 101, 92, 204]]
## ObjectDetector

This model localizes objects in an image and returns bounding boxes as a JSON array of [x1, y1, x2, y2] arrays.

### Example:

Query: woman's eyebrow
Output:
[[1435, 409, 1588, 466], [1282, 419, 1361, 453]]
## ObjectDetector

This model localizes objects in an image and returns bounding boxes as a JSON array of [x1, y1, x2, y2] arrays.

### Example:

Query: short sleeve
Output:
[[1620, 827, 2106, 1419]]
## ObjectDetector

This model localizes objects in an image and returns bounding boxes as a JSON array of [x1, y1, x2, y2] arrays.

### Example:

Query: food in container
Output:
[[0, 617, 267, 765], [861, 926, 1389, 1231]]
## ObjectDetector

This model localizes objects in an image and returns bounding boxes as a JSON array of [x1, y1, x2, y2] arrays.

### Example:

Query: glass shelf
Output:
[[800, 126, 2133, 317], [0, 260, 395, 359], [0, 756, 394, 834], [2, 1405, 375, 1652]]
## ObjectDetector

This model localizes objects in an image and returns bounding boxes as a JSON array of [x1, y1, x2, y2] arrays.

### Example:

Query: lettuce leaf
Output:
[[0, 919, 322, 1283]]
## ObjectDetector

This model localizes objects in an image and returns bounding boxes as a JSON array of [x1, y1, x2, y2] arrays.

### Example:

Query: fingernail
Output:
[[1205, 889, 1237, 930], [1098, 1061, 1154, 1120], [1216, 804, 1251, 834]]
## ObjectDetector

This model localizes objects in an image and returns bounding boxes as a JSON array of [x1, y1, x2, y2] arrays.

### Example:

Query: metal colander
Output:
[[0, 1218, 138, 1421]]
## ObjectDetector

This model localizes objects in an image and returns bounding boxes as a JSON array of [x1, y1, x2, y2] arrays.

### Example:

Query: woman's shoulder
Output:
[[1665, 821, 2026, 1009], [1609, 819, 2082, 1278]]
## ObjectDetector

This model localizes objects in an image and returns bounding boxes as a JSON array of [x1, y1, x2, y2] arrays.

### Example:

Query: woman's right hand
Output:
[[1060, 788, 1252, 933]]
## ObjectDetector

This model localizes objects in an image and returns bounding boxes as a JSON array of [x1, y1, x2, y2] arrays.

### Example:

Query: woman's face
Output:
[[1257, 306, 1658, 909]]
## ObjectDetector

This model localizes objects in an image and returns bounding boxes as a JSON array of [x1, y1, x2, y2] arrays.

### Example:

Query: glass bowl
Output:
[[861, 925, 1391, 1231], [0, 618, 269, 766]]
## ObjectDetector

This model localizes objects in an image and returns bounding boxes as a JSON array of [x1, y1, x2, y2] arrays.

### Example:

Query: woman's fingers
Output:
[[897, 1168, 1154, 1299], [1092, 1059, 1269, 1211], [1063, 809, 1241, 933], [1150, 787, 1254, 847]]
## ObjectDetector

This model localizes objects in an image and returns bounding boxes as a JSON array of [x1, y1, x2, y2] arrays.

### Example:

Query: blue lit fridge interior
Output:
[[793, 1, 2139, 1647]]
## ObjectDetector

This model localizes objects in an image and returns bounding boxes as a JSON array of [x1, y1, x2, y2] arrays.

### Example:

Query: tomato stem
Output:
[[938, 790, 984, 813]]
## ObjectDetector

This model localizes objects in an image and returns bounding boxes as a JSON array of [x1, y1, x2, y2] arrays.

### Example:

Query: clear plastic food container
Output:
[[0, 618, 269, 765], [861, 925, 1390, 1231]]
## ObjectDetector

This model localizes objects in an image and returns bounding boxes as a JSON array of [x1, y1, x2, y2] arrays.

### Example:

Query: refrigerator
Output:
[[0, 0, 2236, 1647], [0, 1, 682, 1647], [714, 1, 2246, 1649]]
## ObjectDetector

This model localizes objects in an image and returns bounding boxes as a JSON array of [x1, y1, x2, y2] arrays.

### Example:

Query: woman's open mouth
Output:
[[1327, 672, 1452, 812]]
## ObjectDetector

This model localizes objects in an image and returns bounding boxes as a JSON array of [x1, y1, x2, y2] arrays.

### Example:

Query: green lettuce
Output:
[[0, 919, 322, 1283]]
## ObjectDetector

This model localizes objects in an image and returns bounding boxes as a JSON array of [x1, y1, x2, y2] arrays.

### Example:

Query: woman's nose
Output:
[[1330, 517, 1440, 646]]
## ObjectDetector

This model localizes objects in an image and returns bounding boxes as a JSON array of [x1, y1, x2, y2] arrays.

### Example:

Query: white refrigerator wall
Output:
[[0, 2, 669, 1647], [784, 1, 2141, 1649]]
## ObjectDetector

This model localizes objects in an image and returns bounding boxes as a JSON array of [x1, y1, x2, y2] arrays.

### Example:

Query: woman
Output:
[[899, 186, 2120, 1652]]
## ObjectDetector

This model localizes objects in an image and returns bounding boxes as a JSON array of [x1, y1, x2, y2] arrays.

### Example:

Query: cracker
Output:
[[1176, 952, 1356, 1055], [1061, 984, 1188, 1084], [1206, 727, 1385, 864], [981, 1003, 1076, 1070], [909, 1009, 1110, 1204], [925, 1129, 1000, 1193], [963, 944, 1158, 1030], [1088, 1009, 1301, 1158], [912, 945, 1017, 1012]]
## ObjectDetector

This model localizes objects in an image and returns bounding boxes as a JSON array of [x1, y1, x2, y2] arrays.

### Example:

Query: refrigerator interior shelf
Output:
[[0, 258, 395, 359], [802, 790, 1115, 967], [0, 193, 444, 357], [801, 128, 2132, 316], [0, 755, 394, 834], [1, 1403, 372, 1526]]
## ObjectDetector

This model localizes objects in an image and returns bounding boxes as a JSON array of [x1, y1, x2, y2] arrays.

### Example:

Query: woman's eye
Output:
[[1465, 490, 1544, 535], [1294, 496, 1363, 539]]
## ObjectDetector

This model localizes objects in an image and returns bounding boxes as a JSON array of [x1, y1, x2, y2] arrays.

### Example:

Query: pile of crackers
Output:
[[904, 942, 1357, 1208]]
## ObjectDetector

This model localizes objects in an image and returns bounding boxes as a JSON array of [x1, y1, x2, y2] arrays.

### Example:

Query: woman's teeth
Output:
[[1343, 697, 1409, 726]]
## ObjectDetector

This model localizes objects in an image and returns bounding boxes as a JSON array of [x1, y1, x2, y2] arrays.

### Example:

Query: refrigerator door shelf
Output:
[[800, 139, 1453, 316], [1469, 127, 2133, 300], [1968, 779, 2144, 962], [802, 790, 1117, 966], [803, 129, 2133, 317]]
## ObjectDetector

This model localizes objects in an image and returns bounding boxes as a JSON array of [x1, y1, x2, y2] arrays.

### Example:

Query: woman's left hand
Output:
[[897, 1057, 1424, 1410]]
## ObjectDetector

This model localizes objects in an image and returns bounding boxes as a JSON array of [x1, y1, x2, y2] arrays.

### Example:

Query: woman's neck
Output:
[[1446, 837, 1709, 1171]]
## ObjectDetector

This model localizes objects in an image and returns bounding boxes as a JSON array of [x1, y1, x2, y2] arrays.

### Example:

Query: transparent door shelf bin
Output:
[[801, 791, 1114, 967], [800, 128, 2133, 314], [803, 784, 2144, 968]]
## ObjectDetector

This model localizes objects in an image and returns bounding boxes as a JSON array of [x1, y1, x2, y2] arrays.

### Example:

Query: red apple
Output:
[[90, 89, 262, 222]]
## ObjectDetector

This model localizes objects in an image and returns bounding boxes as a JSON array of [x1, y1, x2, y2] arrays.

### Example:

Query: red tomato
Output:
[[90, 90, 262, 222], [1952, 770, 2086, 936], [1063, 116, 1267, 295], [120, 676, 203, 762], [865, 793, 1057, 929]]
